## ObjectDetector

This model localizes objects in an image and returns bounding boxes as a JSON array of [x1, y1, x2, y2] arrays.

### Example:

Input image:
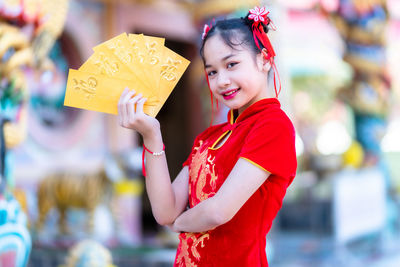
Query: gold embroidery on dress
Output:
[[189, 141, 219, 206], [176, 139, 219, 265], [176, 233, 210, 266], [191, 233, 210, 260], [176, 233, 196, 266], [207, 155, 218, 190]]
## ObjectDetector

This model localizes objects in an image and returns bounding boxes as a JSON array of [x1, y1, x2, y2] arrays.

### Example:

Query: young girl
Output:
[[118, 6, 297, 266]]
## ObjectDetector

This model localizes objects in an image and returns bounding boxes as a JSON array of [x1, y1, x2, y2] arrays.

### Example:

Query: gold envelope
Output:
[[65, 33, 191, 117], [78, 48, 156, 105], [64, 69, 160, 117], [129, 34, 166, 90], [154, 47, 191, 114], [94, 33, 151, 89], [79, 50, 136, 81]]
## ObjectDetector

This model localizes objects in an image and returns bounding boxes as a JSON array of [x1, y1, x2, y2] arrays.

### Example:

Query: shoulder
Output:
[[251, 107, 295, 135]]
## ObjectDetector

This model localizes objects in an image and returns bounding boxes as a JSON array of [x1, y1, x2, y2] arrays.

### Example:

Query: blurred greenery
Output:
[[291, 74, 351, 123]]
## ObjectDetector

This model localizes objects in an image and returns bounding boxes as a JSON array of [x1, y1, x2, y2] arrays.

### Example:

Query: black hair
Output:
[[199, 13, 271, 63]]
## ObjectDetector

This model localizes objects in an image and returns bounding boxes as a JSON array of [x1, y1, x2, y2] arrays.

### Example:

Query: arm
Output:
[[118, 88, 188, 225], [171, 158, 270, 233]]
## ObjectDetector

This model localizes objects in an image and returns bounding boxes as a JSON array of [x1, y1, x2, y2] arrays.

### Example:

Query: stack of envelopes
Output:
[[64, 33, 190, 117]]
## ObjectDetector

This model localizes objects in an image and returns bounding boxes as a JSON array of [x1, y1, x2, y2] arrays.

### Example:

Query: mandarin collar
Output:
[[226, 98, 281, 126]]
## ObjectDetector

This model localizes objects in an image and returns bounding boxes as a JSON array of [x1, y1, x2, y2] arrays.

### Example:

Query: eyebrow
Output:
[[205, 53, 236, 68]]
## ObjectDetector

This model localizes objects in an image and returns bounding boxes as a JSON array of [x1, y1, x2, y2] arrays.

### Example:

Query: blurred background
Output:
[[0, 0, 399, 266]]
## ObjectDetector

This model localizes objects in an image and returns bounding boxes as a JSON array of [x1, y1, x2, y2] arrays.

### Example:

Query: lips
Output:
[[222, 88, 240, 100]]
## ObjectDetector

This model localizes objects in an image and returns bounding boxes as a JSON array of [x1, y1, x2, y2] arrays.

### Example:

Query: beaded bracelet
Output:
[[142, 143, 165, 177]]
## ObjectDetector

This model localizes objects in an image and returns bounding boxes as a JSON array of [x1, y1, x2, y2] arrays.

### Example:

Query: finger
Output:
[[127, 94, 143, 118], [120, 90, 134, 116], [117, 103, 123, 126], [122, 89, 136, 104], [128, 93, 143, 108], [127, 99, 136, 120], [118, 87, 130, 105], [136, 97, 146, 115], [121, 90, 137, 121], [120, 100, 128, 126], [118, 88, 129, 125]]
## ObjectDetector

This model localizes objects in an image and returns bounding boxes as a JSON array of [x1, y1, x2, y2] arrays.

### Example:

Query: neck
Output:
[[238, 84, 274, 115]]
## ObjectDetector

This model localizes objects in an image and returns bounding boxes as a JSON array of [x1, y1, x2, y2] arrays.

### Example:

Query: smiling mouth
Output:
[[222, 88, 240, 100], [223, 88, 239, 96]]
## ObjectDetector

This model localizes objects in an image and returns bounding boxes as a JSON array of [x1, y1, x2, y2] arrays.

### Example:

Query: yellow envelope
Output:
[[143, 35, 165, 46], [64, 69, 160, 117], [79, 48, 156, 102], [154, 47, 190, 115], [79, 50, 136, 81], [127, 33, 145, 58], [143, 35, 166, 89], [127, 33, 156, 89], [65, 33, 190, 118], [129, 34, 166, 89], [94, 33, 151, 89]]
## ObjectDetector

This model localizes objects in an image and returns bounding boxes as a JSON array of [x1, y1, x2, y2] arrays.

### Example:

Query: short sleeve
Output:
[[239, 118, 297, 180]]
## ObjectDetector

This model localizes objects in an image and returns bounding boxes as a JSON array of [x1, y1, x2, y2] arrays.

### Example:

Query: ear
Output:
[[257, 48, 271, 73]]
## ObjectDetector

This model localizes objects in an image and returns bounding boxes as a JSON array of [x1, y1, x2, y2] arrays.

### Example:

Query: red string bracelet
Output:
[[142, 143, 165, 177]]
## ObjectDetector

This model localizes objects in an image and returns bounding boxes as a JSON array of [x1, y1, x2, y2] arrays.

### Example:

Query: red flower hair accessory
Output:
[[202, 24, 211, 40], [249, 6, 270, 23], [248, 6, 281, 97]]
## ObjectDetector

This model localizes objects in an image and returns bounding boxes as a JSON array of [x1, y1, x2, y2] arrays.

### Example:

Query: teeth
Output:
[[225, 89, 237, 96]]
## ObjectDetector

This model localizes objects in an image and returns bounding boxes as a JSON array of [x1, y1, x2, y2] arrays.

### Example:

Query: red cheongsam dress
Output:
[[174, 98, 297, 267]]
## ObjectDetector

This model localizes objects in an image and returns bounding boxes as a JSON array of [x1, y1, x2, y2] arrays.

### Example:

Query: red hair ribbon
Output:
[[201, 19, 219, 126], [249, 6, 281, 98], [204, 70, 219, 127]]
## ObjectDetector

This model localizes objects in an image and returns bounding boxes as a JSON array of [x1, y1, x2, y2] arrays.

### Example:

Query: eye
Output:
[[227, 62, 238, 68], [207, 70, 217, 77]]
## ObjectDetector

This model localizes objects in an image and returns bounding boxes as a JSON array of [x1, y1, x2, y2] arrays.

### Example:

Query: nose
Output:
[[217, 71, 231, 88]]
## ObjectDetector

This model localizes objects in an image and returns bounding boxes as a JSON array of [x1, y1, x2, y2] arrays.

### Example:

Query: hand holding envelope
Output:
[[64, 33, 190, 117]]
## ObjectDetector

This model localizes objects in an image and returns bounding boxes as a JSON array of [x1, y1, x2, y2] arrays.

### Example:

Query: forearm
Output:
[[173, 159, 270, 233], [173, 198, 224, 233], [117, 90, 184, 225], [143, 133, 179, 225]]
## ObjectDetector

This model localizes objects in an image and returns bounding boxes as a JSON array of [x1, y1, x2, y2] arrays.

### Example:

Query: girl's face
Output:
[[203, 34, 272, 114]]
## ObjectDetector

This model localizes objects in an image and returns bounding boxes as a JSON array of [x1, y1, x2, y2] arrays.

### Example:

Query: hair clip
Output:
[[248, 6, 275, 59], [249, 6, 270, 24], [202, 24, 211, 40], [249, 6, 281, 98]]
